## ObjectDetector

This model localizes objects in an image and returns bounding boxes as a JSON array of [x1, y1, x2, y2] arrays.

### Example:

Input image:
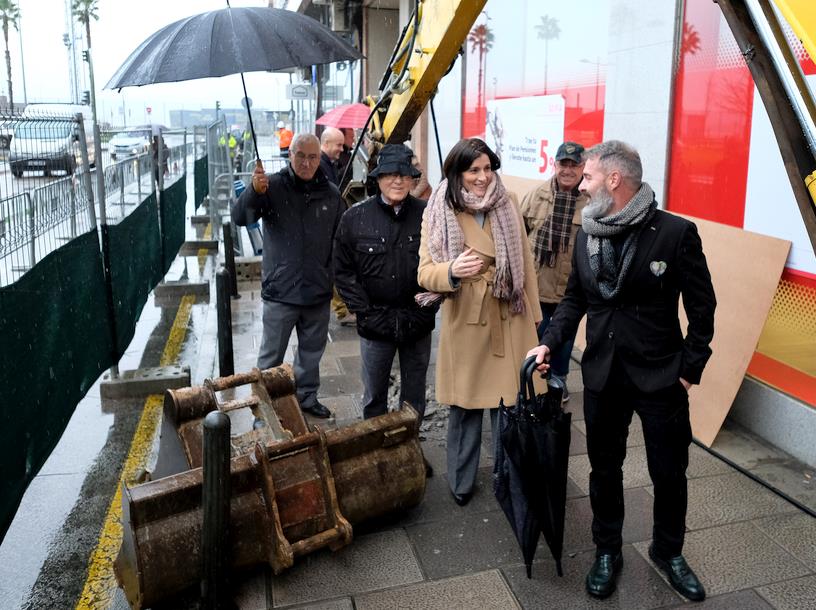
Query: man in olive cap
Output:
[[333, 144, 437, 450], [520, 141, 589, 401]]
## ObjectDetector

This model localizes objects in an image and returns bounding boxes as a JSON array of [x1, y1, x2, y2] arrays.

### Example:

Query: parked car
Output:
[[8, 104, 95, 177], [0, 119, 14, 148], [109, 126, 160, 160]]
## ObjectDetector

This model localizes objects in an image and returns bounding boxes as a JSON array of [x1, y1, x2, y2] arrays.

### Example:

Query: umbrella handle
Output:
[[519, 355, 539, 403]]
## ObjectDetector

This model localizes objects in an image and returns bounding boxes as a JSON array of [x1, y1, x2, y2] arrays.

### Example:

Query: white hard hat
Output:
[[277, 121, 285, 129]]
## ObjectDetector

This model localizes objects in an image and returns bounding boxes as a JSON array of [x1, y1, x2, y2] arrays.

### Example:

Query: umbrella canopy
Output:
[[315, 103, 372, 129], [494, 355, 572, 578], [105, 7, 362, 89]]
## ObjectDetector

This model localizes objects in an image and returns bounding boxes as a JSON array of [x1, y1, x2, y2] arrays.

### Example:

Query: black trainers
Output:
[[586, 553, 623, 599], [301, 401, 332, 419], [648, 544, 706, 602]]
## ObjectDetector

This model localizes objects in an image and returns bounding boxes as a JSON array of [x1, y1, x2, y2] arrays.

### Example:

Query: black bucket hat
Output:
[[369, 144, 422, 178]]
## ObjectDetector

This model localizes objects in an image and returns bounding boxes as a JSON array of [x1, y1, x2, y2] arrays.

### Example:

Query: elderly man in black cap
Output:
[[333, 144, 438, 436], [520, 141, 588, 401]]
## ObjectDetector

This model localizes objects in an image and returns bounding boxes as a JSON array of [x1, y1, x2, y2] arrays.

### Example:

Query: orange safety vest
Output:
[[278, 128, 293, 149]]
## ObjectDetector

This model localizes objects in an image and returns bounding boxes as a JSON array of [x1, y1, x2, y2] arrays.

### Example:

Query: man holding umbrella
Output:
[[232, 134, 346, 419], [528, 140, 715, 602]]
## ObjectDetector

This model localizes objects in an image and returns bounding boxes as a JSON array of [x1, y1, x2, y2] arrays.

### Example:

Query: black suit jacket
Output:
[[541, 209, 716, 393]]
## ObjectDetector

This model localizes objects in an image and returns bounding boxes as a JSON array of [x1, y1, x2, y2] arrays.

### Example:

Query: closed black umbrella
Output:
[[494, 355, 572, 578], [105, 4, 362, 160]]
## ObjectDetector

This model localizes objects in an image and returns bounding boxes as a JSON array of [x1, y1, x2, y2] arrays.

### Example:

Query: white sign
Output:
[[286, 84, 315, 100], [485, 95, 565, 180]]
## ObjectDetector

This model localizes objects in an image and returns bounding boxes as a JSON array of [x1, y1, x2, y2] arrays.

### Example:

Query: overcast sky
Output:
[[9, 0, 292, 125]]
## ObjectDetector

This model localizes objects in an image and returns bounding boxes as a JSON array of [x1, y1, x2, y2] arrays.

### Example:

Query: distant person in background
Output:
[[520, 141, 588, 402], [276, 121, 293, 158], [336, 127, 355, 192], [319, 127, 344, 186], [410, 154, 432, 201], [151, 135, 169, 188]]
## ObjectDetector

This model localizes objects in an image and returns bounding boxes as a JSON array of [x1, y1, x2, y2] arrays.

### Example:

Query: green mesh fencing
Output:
[[0, 229, 113, 541], [104, 193, 163, 358], [194, 155, 208, 210], [161, 176, 187, 274]]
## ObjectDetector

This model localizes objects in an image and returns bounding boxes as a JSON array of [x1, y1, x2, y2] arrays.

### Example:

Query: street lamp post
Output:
[[580, 57, 604, 111]]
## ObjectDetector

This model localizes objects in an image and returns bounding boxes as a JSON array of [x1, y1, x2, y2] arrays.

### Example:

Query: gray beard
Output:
[[582, 188, 614, 220]]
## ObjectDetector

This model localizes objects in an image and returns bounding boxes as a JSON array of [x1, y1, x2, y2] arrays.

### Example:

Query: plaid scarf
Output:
[[416, 174, 527, 314], [583, 183, 656, 300], [532, 177, 579, 267]]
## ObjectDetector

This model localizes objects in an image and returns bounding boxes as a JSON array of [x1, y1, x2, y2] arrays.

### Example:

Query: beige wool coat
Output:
[[417, 205, 544, 410]]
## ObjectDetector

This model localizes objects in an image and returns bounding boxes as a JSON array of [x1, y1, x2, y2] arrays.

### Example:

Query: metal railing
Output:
[[0, 113, 194, 286]]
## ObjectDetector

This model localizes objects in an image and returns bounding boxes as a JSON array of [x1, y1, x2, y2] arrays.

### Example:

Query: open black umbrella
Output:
[[494, 355, 572, 577], [105, 4, 362, 160]]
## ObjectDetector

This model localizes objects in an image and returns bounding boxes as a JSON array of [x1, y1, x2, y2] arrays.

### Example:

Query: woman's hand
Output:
[[450, 247, 483, 279]]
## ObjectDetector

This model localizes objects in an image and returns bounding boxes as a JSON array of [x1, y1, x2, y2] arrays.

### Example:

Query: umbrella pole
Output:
[[238, 71, 260, 163]]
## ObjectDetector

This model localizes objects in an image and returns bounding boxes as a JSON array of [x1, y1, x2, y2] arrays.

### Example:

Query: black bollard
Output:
[[216, 268, 235, 377], [201, 410, 231, 609], [222, 219, 240, 298]]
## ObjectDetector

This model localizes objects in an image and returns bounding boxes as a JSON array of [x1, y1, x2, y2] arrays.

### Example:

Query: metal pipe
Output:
[[222, 220, 239, 298], [201, 410, 231, 610], [216, 268, 235, 377], [75, 113, 97, 228], [745, 0, 816, 155], [27, 193, 35, 268]]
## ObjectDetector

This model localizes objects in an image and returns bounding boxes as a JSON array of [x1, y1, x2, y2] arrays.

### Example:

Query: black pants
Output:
[[583, 360, 692, 559]]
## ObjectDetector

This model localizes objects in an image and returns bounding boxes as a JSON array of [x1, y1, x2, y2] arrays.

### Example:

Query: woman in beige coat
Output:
[[417, 138, 542, 506]]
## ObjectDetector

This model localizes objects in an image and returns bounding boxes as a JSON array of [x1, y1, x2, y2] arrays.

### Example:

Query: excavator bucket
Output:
[[114, 365, 426, 609]]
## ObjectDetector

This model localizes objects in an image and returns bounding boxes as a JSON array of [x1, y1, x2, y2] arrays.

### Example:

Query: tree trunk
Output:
[[3, 21, 11, 111]]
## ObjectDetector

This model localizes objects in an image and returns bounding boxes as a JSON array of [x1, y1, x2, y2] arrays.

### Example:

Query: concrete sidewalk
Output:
[[215, 269, 816, 610]]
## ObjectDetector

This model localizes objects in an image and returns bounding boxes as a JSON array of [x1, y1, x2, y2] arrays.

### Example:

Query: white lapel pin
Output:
[[650, 261, 667, 276]]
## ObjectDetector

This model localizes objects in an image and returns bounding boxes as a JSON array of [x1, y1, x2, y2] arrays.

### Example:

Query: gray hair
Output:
[[584, 140, 642, 187], [290, 133, 319, 154]]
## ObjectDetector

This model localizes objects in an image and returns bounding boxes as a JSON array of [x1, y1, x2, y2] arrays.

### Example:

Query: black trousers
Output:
[[583, 359, 692, 559]]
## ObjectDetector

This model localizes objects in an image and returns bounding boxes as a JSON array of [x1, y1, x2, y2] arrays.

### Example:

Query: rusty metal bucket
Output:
[[114, 366, 426, 609]]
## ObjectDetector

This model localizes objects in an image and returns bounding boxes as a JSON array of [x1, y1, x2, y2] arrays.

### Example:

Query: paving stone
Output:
[[318, 355, 342, 377], [568, 447, 652, 497], [562, 488, 655, 554], [748, 462, 816, 511], [322, 339, 363, 358], [419, 439, 448, 476], [402, 467, 501, 526], [270, 530, 423, 607], [281, 598, 354, 610], [684, 472, 798, 530], [405, 507, 523, 579], [503, 546, 679, 609], [319, 374, 364, 397], [234, 568, 269, 610], [354, 570, 520, 610], [336, 355, 362, 379], [663, 588, 774, 610], [753, 512, 816, 571], [570, 444, 735, 498], [756, 574, 816, 610], [634, 521, 811, 597], [564, 391, 584, 421], [570, 423, 588, 456], [324, 395, 360, 426]]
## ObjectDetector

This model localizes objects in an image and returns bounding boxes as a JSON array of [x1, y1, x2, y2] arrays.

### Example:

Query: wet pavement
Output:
[[1, 168, 815, 609]]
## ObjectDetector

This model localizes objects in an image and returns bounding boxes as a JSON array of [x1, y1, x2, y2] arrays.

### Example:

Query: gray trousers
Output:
[[258, 299, 330, 408], [360, 334, 432, 420], [447, 406, 498, 495]]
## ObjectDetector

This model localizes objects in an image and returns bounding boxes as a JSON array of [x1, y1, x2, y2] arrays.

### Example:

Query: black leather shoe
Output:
[[301, 401, 332, 419], [649, 544, 706, 602], [451, 490, 472, 506], [585, 553, 623, 599]]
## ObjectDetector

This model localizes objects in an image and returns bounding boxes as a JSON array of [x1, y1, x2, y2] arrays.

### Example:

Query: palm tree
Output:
[[468, 21, 494, 123], [72, 0, 98, 52], [0, 0, 19, 111], [535, 15, 560, 94]]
